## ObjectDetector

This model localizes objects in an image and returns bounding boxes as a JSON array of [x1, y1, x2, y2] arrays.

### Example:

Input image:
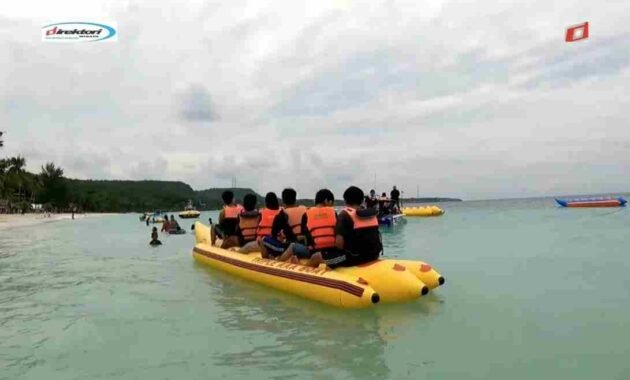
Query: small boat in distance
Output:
[[555, 197, 627, 208], [378, 213, 406, 227], [179, 200, 201, 218]]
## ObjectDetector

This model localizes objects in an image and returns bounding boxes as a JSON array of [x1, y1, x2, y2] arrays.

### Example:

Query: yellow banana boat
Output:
[[192, 222, 445, 308], [179, 210, 201, 218], [402, 205, 445, 217]]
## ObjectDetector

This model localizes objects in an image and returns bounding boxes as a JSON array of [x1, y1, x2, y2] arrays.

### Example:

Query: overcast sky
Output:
[[1, 0, 629, 200]]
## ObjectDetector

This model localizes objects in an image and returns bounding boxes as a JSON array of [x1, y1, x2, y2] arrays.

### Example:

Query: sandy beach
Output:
[[0, 213, 115, 231]]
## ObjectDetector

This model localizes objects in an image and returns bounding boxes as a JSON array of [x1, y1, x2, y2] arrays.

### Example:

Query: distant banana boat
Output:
[[179, 200, 201, 218], [555, 197, 627, 208], [179, 210, 201, 218], [402, 205, 445, 217], [191, 222, 444, 308]]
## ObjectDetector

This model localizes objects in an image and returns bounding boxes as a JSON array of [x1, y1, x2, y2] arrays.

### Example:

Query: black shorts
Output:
[[318, 249, 347, 268]]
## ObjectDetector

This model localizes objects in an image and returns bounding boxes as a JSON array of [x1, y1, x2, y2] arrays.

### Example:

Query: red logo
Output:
[[565, 22, 589, 42], [46, 26, 58, 35]]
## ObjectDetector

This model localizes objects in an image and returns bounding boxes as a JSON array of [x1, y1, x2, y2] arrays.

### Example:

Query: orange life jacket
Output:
[[284, 205, 307, 236], [238, 210, 260, 243], [256, 208, 282, 240], [306, 206, 337, 250], [343, 207, 378, 229], [223, 204, 243, 219]]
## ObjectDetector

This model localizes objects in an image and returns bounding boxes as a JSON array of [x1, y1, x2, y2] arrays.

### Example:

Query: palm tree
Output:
[[0, 131, 4, 148], [40, 162, 64, 185], [7, 156, 26, 174], [0, 158, 8, 198], [39, 162, 67, 209], [1, 156, 28, 202]]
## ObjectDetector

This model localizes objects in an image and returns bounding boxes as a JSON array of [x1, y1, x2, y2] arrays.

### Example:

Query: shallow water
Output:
[[1, 197, 629, 380]]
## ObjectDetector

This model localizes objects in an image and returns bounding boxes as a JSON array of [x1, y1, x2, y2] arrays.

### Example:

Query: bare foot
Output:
[[289, 256, 299, 264]]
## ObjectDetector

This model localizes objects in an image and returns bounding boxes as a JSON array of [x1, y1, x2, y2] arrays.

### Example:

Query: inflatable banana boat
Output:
[[402, 206, 445, 217], [179, 210, 201, 218], [555, 197, 627, 208], [192, 222, 444, 308]]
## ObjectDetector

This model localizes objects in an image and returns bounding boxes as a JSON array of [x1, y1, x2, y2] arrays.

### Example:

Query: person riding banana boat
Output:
[[276, 187, 382, 268], [211, 190, 244, 249]]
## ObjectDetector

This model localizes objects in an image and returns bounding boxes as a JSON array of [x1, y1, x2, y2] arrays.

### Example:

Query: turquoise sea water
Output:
[[1, 196, 629, 380]]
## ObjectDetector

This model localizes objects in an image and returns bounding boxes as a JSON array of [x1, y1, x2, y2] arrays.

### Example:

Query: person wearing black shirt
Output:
[[365, 189, 378, 209], [260, 188, 307, 258], [336, 186, 383, 265], [390, 186, 401, 211]]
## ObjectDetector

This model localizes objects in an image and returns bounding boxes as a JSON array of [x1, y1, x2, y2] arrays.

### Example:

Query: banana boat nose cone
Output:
[[438, 276, 445, 285], [421, 286, 429, 296], [371, 293, 380, 304]]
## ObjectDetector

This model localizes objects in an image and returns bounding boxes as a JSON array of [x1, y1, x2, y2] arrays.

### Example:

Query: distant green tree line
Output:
[[0, 133, 264, 213]]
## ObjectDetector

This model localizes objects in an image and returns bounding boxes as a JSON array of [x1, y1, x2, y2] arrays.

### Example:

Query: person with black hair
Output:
[[149, 226, 162, 246], [238, 192, 281, 253], [169, 215, 181, 232], [260, 188, 308, 258], [211, 190, 243, 248], [336, 186, 383, 265], [378, 192, 391, 216], [365, 189, 378, 209], [277, 189, 343, 267], [235, 193, 261, 251], [161, 214, 170, 232], [390, 185, 401, 211]]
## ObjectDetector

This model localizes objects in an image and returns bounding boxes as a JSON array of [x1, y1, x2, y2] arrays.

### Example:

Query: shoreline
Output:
[[0, 213, 117, 231]]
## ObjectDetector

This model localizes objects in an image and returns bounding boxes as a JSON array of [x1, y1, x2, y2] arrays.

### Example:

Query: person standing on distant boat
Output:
[[390, 186, 401, 212]]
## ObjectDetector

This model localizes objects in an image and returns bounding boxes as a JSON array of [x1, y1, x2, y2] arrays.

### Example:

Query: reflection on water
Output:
[[198, 265, 442, 380]]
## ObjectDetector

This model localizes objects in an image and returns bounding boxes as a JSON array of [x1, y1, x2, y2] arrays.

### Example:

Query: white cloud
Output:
[[1, 0, 629, 200]]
